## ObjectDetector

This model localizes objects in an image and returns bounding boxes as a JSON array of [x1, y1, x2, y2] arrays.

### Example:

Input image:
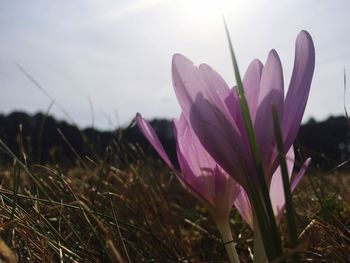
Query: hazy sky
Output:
[[1, 0, 349, 130]]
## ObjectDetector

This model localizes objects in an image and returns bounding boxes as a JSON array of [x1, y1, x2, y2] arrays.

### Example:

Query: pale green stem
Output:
[[215, 219, 240, 263], [253, 213, 268, 263]]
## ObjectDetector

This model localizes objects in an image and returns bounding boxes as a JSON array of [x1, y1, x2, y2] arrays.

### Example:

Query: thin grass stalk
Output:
[[11, 161, 20, 220], [223, 18, 283, 259], [0, 192, 84, 261], [0, 140, 91, 253], [53, 170, 107, 251], [272, 106, 300, 262], [111, 199, 132, 263]]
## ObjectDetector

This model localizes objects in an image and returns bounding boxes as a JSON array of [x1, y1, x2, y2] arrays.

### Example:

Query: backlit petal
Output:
[[254, 50, 285, 179], [172, 54, 251, 188], [270, 147, 294, 224], [243, 59, 264, 121], [282, 30, 315, 151], [234, 188, 253, 229], [174, 114, 215, 204], [136, 113, 175, 170]]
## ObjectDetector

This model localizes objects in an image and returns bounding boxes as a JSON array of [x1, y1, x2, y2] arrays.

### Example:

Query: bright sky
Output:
[[1, 0, 349, 129]]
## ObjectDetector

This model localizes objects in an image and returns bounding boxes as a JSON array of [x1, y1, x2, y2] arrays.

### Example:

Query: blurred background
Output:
[[1, 0, 349, 130]]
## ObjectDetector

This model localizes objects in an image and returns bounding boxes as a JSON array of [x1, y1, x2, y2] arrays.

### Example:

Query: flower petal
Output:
[[174, 114, 216, 175], [234, 188, 253, 229], [243, 59, 264, 121], [175, 143, 216, 206], [198, 63, 232, 113], [212, 165, 241, 220], [291, 158, 311, 190], [135, 113, 175, 170], [172, 54, 251, 188], [254, 50, 285, 179], [226, 60, 263, 144], [172, 54, 231, 124], [189, 93, 252, 188], [282, 30, 315, 151], [269, 147, 294, 224], [225, 59, 264, 153], [174, 114, 241, 218], [172, 54, 240, 135], [174, 114, 215, 204], [270, 150, 311, 225]]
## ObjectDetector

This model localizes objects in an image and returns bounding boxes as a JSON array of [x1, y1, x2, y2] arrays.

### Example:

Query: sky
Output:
[[0, 0, 349, 130]]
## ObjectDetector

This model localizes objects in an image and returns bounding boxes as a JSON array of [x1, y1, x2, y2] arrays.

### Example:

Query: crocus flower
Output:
[[171, 30, 315, 195], [136, 112, 310, 262], [137, 30, 314, 262], [136, 113, 241, 220], [136, 112, 310, 225], [171, 30, 314, 261], [136, 113, 241, 262]]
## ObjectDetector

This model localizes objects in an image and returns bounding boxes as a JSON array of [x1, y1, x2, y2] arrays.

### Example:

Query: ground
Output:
[[0, 151, 348, 262]]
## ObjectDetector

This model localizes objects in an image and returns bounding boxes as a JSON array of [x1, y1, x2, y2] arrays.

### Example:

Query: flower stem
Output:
[[215, 219, 240, 263], [253, 213, 267, 263]]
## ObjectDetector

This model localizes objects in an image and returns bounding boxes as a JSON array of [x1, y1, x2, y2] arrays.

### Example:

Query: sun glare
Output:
[[173, 0, 251, 29]]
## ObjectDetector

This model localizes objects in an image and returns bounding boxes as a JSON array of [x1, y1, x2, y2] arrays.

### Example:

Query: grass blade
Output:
[[222, 17, 283, 259], [272, 106, 300, 262]]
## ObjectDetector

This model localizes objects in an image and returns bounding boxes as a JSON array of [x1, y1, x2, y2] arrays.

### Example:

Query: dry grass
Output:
[[0, 144, 348, 262]]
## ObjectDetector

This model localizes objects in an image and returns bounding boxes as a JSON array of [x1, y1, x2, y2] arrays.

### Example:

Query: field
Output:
[[0, 140, 348, 263]]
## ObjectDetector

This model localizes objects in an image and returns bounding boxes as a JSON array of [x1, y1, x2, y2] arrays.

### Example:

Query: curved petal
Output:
[[174, 114, 216, 176], [225, 86, 239, 122], [291, 158, 311, 190], [225, 59, 264, 155], [174, 114, 240, 218], [282, 30, 315, 151], [174, 114, 215, 204], [172, 54, 251, 188], [270, 150, 311, 224], [172, 55, 240, 134], [258, 50, 284, 109], [212, 165, 241, 220], [243, 59, 264, 121], [269, 147, 294, 224], [254, 50, 285, 179], [198, 63, 232, 115], [189, 94, 252, 188], [175, 143, 215, 206], [172, 54, 232, 126], [136, 113, 175, 170], [225, 86, 249, 144], [136, 113, 198, 194], [234, 188, 253, 229]]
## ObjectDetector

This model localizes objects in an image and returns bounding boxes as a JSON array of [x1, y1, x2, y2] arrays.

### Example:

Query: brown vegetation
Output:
[[0, 143, 348, 262]]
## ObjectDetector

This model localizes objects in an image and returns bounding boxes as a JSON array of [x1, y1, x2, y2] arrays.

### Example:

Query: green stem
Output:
[[215, 219, 240, 263], [272, 107, 300, 262], [253, 213, 267, 263]]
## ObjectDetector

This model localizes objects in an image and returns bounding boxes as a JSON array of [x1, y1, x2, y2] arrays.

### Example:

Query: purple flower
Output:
[[136, 113, 243, 262], [136, 113, 241, 221], [171, 30, 315, 193], [136, 30, 315, 261], [136, 114, 310, 230]]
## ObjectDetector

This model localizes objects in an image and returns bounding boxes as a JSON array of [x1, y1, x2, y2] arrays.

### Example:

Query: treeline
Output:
[[0, 111, 348, 170], [0, 111, 175, 167]]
